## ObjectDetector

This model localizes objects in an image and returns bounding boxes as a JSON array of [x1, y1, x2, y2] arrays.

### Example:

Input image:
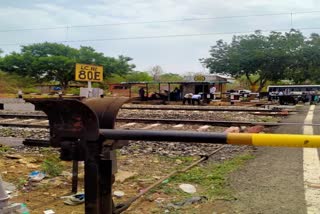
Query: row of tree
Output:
[[0, 42, 184, 89], [201, 29, 320, 92], [0, 42, 136, 88]]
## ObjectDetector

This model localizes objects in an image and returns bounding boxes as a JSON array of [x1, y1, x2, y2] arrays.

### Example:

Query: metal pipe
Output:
[[99, 129, 320, 148], [100, 129, 227, 144]]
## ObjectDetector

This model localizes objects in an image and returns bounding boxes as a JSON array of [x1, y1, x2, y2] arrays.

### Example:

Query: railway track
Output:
[[0, 105, 296, 129], [120, 106, 294, 112], [0, 116, 319, 129]]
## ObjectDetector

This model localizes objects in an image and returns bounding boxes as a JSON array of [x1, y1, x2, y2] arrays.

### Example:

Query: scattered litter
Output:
[[63, 192, 85, 206], [17, 203, 30, 214], [1, 203, 21, 213], [155, 197, 165, 204], [175, 159, 183, 164], [43, 209, 55, 214], [29, 171, 46, 182], [179, 184, 196, 194], [162, 179, 169, 184], [113, 190, 125, 198], [167, 196, 208, 209]]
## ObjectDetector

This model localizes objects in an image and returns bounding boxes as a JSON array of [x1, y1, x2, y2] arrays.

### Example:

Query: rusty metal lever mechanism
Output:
[[28, 98, 320, 214], [28, 98, 129, 214]]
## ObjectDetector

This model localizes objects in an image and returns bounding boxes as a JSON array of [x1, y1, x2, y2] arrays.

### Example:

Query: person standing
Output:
[[173, 87, 181, 101], [139, 87, 145, 101], [210, 84, 216, 100], [17, 90, 23, 99]]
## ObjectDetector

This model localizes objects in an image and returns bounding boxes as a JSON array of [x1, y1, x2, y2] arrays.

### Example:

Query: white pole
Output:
[[88, 81, 92, 98]]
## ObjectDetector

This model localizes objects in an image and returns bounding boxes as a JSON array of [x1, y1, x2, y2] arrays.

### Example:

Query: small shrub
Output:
[[66, 87, 80, 95], [41, 154, 63, 177], [17, 178, 27, 189], [0, 145, 11, 153]]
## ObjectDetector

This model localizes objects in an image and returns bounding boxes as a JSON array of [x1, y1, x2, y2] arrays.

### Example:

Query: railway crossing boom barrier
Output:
[[26, 98, 320, 214]]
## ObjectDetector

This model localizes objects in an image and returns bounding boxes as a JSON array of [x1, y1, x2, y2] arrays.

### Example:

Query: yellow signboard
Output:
[[194, 75, 206, 82], [75, 63, 103, 82]]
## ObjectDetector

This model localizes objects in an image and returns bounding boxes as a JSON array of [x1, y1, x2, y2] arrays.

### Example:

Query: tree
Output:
[[201, 31, 267, 91], [0, 42, 135, 89], [285, 33, 320, 84], [125, 71, 153, 82], [200, 29, 307, 92], [149, 65, 163, 81], [159, 73, 183, 82]]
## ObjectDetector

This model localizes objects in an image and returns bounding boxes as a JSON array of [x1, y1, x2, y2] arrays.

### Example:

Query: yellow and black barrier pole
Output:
[[100, 129, 320, 148]]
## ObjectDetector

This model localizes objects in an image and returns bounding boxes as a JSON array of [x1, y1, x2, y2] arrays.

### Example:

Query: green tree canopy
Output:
[[159, 73, 183, 82], [200, 29, 316, 92], [0, 42, 135, 88]]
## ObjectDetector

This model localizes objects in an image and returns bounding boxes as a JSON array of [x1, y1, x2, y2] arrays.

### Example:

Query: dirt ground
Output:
[[0, 144, 254, 214]]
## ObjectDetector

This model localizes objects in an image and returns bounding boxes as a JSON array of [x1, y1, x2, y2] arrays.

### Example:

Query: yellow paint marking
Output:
[[252, 134, 320, 147]]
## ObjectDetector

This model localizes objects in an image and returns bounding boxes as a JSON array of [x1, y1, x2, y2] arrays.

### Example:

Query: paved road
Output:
[[229, 105, 320, 214]]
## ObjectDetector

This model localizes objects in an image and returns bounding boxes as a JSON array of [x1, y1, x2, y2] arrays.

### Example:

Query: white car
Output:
[[238, 89, 251, 94]]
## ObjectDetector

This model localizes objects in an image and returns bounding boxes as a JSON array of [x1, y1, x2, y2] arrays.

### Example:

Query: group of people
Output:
[[183, 84, 216, 105], [182, 93, 202, 105], [138, 84, 216, 105], [139, 87, 182, 101]]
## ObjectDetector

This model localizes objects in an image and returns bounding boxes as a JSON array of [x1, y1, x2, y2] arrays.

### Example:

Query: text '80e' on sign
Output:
[[75, 63, 103, 82]]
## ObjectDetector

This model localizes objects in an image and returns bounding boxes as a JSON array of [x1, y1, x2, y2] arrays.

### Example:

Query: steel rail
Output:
[[1, 117, 319, 129], [121, 106, 294, 112], [23, 139, 50, 147], [0, 114, 47, 119], [116, 117, 319, 126], [0, 122, 48, 128]]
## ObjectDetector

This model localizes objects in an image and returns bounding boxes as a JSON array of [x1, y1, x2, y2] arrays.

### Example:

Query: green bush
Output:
[[66, 87, 80, 95], [41, 154, 63, 177]]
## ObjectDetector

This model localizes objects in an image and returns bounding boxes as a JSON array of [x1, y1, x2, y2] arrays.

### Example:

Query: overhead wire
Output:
[[0, 26, 320, 46], [0, 10, 319, 33]]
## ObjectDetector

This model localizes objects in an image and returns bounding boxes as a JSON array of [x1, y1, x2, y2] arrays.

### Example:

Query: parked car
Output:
[[237, 89, 251, 94]]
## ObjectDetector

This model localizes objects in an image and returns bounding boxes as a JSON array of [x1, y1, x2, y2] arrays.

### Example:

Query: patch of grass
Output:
[[0, 145, 11, 153], [16, 178, 27, 189], [156, 153, 255, 200], [39, 147, 52, 154], [158, 155, 196, 164], [65, 87, 80, 95], [41, 153, 64, 177]]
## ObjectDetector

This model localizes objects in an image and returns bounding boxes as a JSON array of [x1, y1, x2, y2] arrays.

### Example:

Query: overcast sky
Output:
[[0, 0, 320, 74]]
